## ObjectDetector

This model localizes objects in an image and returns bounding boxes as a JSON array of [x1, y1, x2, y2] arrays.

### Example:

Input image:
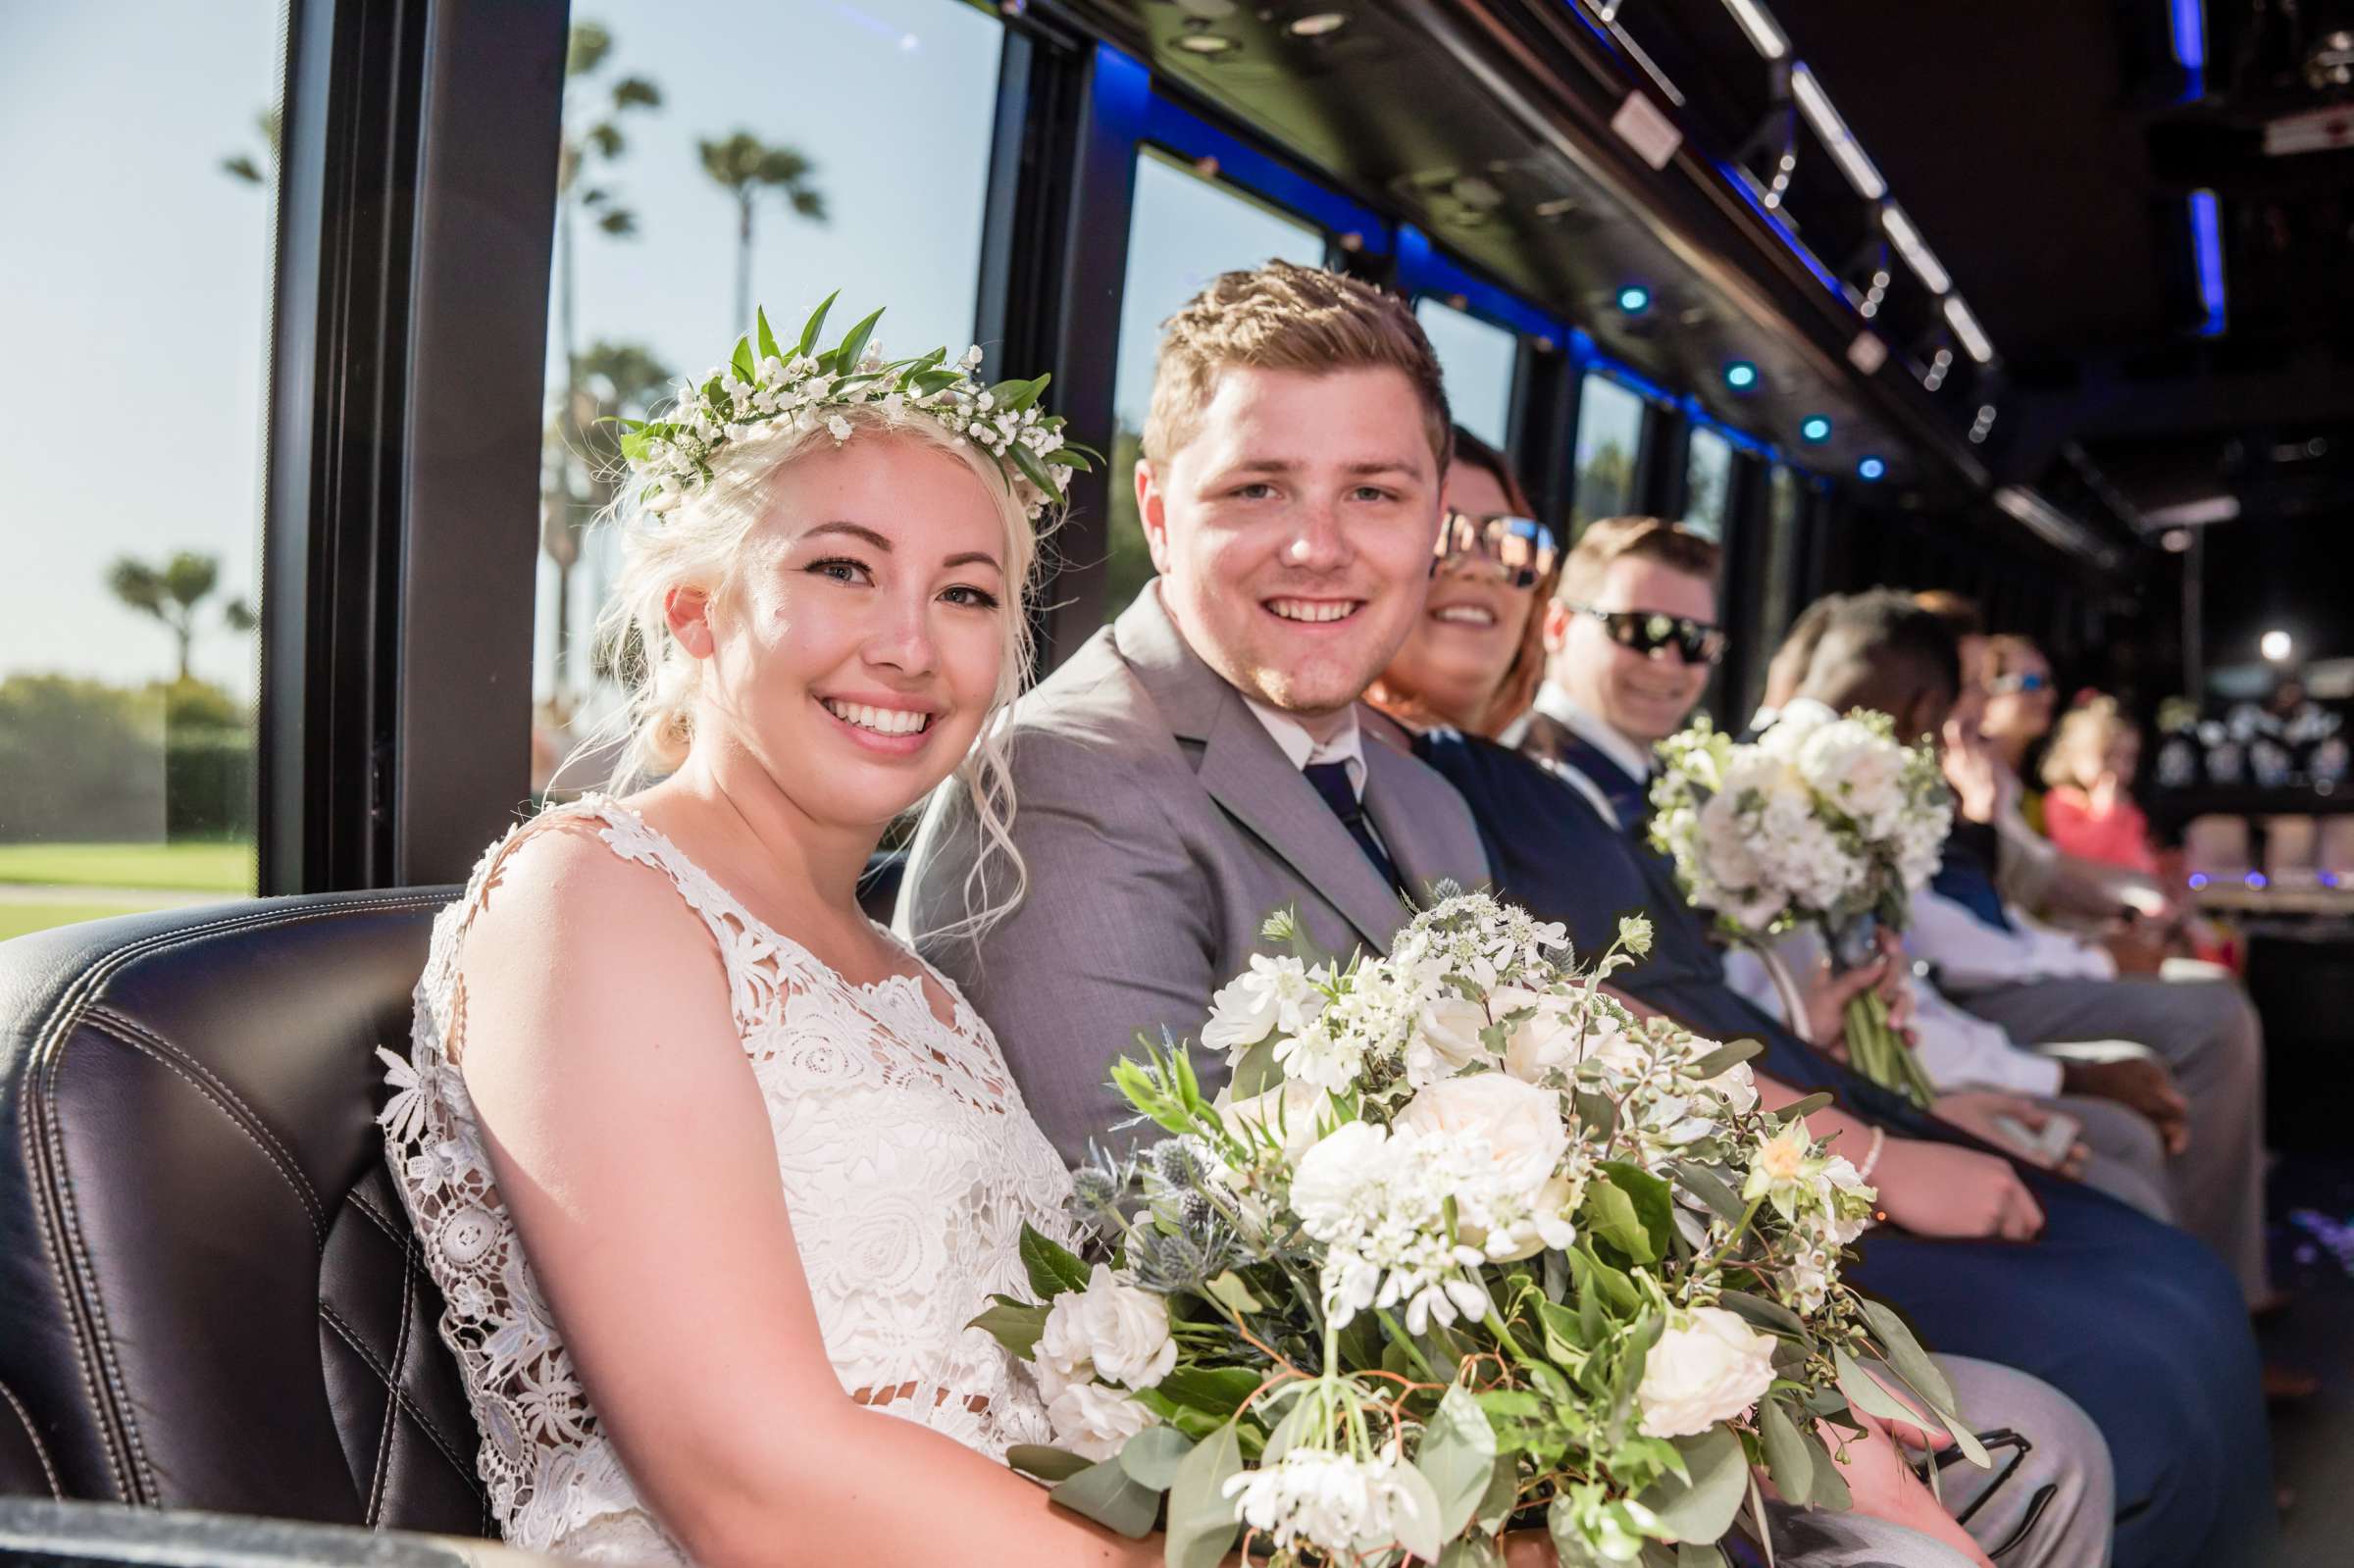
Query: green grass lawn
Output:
[[0, 840, 252, 892], [0, 900, 150, 942]]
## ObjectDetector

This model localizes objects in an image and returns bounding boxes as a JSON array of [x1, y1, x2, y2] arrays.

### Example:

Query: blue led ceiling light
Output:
[[1800, 414, 1832, 443], [1724, 360, 1760, 391], [1857, 456, 1886, 481], [1617, 284, 1653, 314], [2189, 189, 2226, 336]]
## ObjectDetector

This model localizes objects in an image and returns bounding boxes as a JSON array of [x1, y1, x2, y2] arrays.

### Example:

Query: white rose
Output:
[[1214, 1079, 1333, 1164], [1407, 994, 1494, 1084], [1203, 955, 1325, 1059], [1636, 1306, 1778, 1438], [1034, 1264, 1178, 1392], [1046, 1380, 1161, 1461], [1487, 986, 1578, 1083], [1395, 1072, 1567, 1197]]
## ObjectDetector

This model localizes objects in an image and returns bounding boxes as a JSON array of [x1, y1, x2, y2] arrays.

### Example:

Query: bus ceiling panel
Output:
[[1049, 0, 1982, 503]]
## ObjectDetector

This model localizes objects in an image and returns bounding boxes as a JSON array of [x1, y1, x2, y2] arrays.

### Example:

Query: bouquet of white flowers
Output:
[[973, 892, 1979, 1566], [1647, 708, 1952, 1105]]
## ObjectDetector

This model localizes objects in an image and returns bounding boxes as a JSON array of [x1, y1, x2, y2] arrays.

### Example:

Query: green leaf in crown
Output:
[[618, 291, 1100, 521]]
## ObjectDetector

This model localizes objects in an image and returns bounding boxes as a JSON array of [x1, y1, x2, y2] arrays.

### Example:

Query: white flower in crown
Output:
[[616, 293, 1097, 520]]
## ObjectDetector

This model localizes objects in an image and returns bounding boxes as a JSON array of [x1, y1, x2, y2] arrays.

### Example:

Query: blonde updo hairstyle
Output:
[[590, 401, 1051, 932]]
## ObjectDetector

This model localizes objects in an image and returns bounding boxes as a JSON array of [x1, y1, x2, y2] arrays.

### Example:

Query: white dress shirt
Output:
[[1242, 696, 1366, 796], [1906, 887, 2118, 992]]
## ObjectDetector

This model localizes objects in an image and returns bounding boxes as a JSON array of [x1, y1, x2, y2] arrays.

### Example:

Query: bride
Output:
[[376, 305, 1196, 1564]]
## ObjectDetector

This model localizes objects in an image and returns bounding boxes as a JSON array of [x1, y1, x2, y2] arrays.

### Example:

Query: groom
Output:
[[902, 260, 1486, 1163]]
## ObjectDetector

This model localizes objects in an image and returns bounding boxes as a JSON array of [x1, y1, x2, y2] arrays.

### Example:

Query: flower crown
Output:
[[617, 293, 1094, 520]]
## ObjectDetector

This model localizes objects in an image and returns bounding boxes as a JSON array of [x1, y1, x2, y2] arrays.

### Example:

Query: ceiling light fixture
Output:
[[1879, 204, 1952, 293], [1724, 360, 1760, 390], [2189, 188, 2226, 336], [1800, 414, 1832, 443], [1286, 11, 1349, 37], [1858, 456, 1886, 481], [1789, 64, 1886, 199], [1943, 297, 1995, 363], [1719, 0, 1790, 59], [2262, 629, 2293, 663]]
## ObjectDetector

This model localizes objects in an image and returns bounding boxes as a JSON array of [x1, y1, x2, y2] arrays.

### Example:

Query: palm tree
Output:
[[545, 340, 672, 693], [545, 22, 661, 698], [696, 131, 827, 333], [220, 107, 281, 185], [106, 553, 251, 683]]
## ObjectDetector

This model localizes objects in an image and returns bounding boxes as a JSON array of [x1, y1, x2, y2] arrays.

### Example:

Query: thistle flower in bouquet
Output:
[[970, 893, 1981, 1567], [1650, 712, 1953, 1105]]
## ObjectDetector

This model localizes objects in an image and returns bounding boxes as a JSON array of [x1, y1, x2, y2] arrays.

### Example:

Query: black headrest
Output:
[[0, 890, 490, 1535]]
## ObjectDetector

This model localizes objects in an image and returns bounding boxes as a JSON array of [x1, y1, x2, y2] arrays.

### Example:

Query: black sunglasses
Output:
[[1431, 510, 1560, 589], [1570, 604, 1728, 666], [1990, 671, 2052, 694]]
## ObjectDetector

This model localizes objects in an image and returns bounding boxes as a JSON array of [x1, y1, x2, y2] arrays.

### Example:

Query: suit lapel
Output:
[[1112, 584, 1410, 954], [1360, 734, 1473, 907]]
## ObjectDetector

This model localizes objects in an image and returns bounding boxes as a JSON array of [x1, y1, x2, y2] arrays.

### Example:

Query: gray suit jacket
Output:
[[899, 583, 1491, 1163]]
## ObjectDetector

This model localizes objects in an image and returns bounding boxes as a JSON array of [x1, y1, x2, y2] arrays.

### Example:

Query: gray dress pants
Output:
[[1953, 976, 2268, 1303], [1761, 1353, 2116, 1568]]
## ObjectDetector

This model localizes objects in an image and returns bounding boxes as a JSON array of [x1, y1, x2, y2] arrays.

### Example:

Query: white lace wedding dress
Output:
[[380, 794, 1078, 1560]]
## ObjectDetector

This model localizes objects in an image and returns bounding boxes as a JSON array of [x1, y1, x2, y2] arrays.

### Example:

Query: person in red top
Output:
[[2041, 695, 2160, 875]]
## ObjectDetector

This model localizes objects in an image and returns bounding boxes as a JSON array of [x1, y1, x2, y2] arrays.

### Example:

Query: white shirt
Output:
[[1242, 696, 1367, 797], [1907, 886, 2118, 991], [1522, 683, 1661, 830], [1720, 930, 2066, 1097]]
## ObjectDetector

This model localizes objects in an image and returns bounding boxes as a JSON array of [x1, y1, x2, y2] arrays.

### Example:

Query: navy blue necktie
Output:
[[1304, 761, 1402, 892], [1553, 733, 1652, 832]]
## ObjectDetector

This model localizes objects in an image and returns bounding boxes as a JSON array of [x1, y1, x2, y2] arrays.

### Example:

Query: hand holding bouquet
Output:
[[973, 892, 1980, 1566], [1648, 709, 1952, 1106]]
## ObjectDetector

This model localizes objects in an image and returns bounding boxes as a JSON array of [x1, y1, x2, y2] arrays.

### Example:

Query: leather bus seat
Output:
[[0, 891, 491, 1536]]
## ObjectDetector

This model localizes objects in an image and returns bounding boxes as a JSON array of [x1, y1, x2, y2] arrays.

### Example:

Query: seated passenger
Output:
[[1723, 594, 2175, 1220], [909, 277, 2109, 1568], [1377, 512, 2274, 1568], [2040, 695, 2160, 875]]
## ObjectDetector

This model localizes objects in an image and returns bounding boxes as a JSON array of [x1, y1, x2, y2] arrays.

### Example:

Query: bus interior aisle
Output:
[[2, 0, 2351, 1564]]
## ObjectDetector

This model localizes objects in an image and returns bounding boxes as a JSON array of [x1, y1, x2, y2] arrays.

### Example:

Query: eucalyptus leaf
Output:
[[1715, 1289, 1809, 1341], [1203, 1271, 1263, 1316], [1801, 1423, 1852, 1512], [1757, 1397, 1816, 1506], [1775, 1091, 1833, 1121], [1119, 1424, 1196, 1491], [1393, 1454, 1446, 1564], [1019, 1223, 1093, 1297], [1572, 1088, 1620, 1139], [1049, 1455, 1160, 1539], [1163, 1422, 1243, 1568], [1832, 1348, 1923, 1428], [1855, 1299, 1957, 1411], [1689, 1037, 1764, 1079], [1006, 1443, 1092, 1483], [1675, 1162, 1748, 1223], [1420, 1384, 1500, 1538], [1638, 1426, 1747, 1543], [1475, 1450, 1522, 1533]]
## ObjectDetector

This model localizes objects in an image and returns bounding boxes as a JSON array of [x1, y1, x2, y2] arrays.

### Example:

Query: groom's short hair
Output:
[[1142, 260, 1452, 470]]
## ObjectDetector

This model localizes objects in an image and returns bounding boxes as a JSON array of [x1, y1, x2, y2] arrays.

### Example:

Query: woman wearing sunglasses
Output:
[[1363, 426, 1561, 734]]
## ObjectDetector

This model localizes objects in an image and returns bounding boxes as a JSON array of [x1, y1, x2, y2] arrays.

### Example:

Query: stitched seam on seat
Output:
[[85, 1005, 326, 1227], [366, 1235, 420, 1524], [317, 1299, 484, 1497], [81, 1017, 327, 1251], [17, 891, 453, 1510], [0, 1376, 65, 1499], [27, 1032, 144, 1502]]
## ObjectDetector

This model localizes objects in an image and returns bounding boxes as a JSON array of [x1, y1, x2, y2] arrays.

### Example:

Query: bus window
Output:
[[1414, 297, 1517, 450], [0, 5, 281, 938], [1683, 426, 1735, 542], [531, 1, 1004, 793], [1570, 372, 1646, 531], [1101, 149, 1328, 625]]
